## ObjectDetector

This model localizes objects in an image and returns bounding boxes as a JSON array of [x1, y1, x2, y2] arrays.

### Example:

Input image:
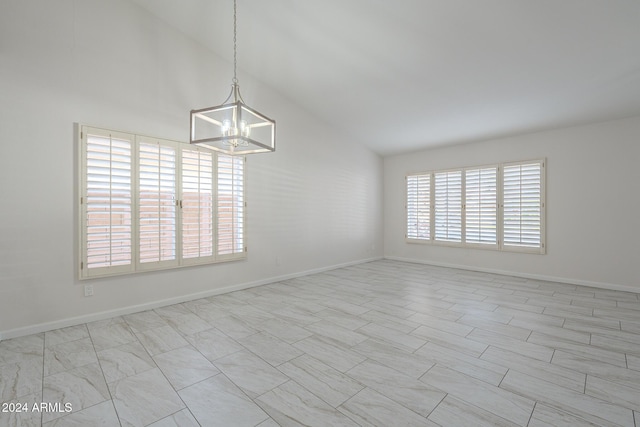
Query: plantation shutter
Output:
[[182, 148, 214, 261], [83, 129, 133, 276], [465, 167, 497, 245], [435, 170, 462, 242], [138, 139, 177, 265], [217, 154, 245, 257], [406, 174, 431, 240], [503, 161, 544, 250]]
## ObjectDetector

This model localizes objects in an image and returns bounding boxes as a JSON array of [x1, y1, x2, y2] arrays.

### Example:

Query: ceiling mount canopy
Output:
[[190, 0, 276, 155]]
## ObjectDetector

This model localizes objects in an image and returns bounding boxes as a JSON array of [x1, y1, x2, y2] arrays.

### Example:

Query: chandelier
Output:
[[190, 0, 276, 155]]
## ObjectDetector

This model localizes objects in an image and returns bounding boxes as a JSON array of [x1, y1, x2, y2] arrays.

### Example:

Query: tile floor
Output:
[[1, 259, 640, 426]]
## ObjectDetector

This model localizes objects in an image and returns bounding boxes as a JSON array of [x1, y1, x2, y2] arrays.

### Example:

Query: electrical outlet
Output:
[[84, 285, 94, 297]]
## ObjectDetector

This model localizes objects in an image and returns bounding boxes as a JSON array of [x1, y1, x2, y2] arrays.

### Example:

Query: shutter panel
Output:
[[435, 170, 462, 242], [84, 131, 132, 272], [406, 174, 430, 240], [503, 161, 542, 249], [465, 167, 497, 245], [217, 155, 245, 256], [139, 140, 177, 264], [182, 148, 214, 260]]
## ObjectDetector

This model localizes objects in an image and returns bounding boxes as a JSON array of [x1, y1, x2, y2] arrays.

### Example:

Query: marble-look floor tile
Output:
[[304, 321, 368, 347], [184, 328, 243, 362], [0, 392, 42, 427], [528, 403, 603, 427], [259, 318, 313, 344], [123, 311, 167, 333], [179, 374, 268, 427], [509, 317, 589, 343], [146, 409, 199, 427], [214, 350, 289, 398], [0, 359, 42, 402], [339, 387, 437, 427], [153, 303, 191, 320], [42, 363, 110, 423], [551, 350, 640, 391], [153, 345, 219, 390], [184, 302, 229, 323], [411, 325, 487, 357], [585, 375, 640, 411], [458, 315, 530, 340], [163, 313, 211, 337], [500, 369, 634, 427], [527, 332, 627, 367], [627, 354, 640, 372], [315, 308, 369, 331], [44, 325, 89, 348], [357, 322, 425, 351], [44, 338, 98, 376], [271, 306, 322, 326], [358, 310, 420, 334], [481, 346, 586, 393], [87, 320, 137, 352], [135, 325, 188, 356], [591, 333, 640, 356], [495, 307, 564, 327], [427, 395, 519, 427], [292, 336, 366, 373], [468, 328, 554, 362], [416, 342, 507, 386], [211, 315, 258, 340], [347, 360, 445, 417], [42, 400, 119, 427], [256, 380, 359, 427], [352, 338, 435, 379], [6, 260, 640, 427], [0, 334, 44, 366], [97, 341, 155, 384], [420, 365, 535, 426], [238, 332, 303, 366], [256, 418, 280, 427], [109, 368, 184, 427], [278, 354, 363, 408]]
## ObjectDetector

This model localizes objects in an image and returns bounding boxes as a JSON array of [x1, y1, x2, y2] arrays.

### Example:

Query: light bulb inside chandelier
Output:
[[189, 0, 275, 155]]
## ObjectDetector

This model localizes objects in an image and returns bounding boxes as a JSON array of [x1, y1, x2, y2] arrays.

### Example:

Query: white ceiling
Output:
[[130, 0, 640, 156]]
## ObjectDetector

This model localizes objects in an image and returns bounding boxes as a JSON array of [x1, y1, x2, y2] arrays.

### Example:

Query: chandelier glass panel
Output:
[[190, 0, 275, 155]]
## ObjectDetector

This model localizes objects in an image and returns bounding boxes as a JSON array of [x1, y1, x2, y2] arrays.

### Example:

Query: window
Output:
[[465, 166, 497, 246], [406, 174, 430, 240], [434, 170, 462, 243], [406, 159, 545, 253], [503, 161, 543, 250], [79, 126, 246, 279]]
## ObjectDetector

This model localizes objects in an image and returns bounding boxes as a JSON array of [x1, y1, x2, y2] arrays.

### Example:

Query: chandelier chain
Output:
[[233, 0, 238, 84]]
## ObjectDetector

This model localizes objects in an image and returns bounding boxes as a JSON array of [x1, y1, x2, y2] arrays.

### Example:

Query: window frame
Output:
[[405, 159, 545, 254], [78, 125, 247, 280]]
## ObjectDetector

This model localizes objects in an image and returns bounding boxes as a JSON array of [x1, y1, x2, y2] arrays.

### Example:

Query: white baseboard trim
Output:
[[384, 256, 639, 294], [0, 256, 383, 341]]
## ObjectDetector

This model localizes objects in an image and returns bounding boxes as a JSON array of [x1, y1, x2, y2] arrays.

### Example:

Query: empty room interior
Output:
[[2, 0, 640, 426]]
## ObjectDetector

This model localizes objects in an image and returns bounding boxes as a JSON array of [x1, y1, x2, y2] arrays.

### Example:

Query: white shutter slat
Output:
[[465, 166, 497, 245], [435, 170, 462, 242], [182, 148, 214, 260], [139, 142, 177, 264], [84, 132, 132, 271], [217, 155, 244, 256], [503, 161, 542, 249], [406, 174, 430, 240]]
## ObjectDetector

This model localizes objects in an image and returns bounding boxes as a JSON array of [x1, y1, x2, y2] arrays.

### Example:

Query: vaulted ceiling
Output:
[[130, 0, 640, 155]]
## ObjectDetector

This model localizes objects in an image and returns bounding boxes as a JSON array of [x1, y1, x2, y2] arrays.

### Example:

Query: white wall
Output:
[[0, 0, 383, 337], [384, 116, 640, 291]]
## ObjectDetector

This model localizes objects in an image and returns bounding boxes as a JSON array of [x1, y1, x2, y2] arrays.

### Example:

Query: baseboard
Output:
[[0, 256, 383, 341], [384, 256, 639, 294]]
